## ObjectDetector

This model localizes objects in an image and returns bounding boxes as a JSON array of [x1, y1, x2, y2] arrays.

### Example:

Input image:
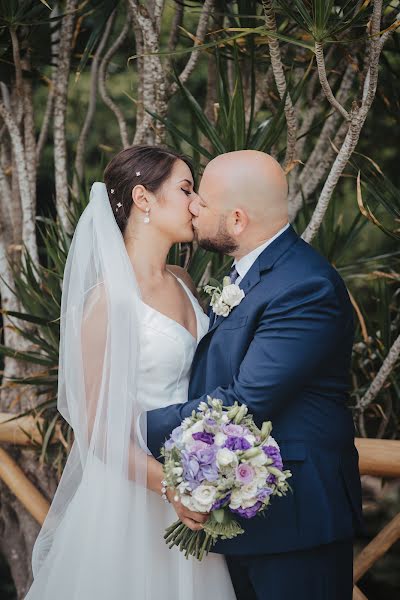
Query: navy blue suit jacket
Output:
[[146, 225, 364, 556]]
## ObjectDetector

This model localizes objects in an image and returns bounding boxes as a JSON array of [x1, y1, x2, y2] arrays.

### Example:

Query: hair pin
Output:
[[116, 202, 122, 212], [110, 188, 115, 194], [136, 171, 141, 176]]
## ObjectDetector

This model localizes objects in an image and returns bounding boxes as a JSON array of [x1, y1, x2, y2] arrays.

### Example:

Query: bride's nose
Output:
[[189, 197, 199, 217]]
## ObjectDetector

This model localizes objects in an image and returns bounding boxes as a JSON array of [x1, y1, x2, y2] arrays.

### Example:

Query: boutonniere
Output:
[[204, 276, 245, 318]]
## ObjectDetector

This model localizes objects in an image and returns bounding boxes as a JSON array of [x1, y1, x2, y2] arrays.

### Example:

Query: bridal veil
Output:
[[30, 182, 150, 595]]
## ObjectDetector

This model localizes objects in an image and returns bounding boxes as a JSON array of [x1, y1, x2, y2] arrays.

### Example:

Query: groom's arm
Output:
[[146, 276, 349, 459]]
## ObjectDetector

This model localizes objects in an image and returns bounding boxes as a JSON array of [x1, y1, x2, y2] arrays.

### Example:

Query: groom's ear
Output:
[[230, 208, 249, 236]]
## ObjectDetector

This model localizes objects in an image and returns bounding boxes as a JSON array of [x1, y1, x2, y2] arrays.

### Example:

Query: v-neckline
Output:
[[140, 273, 199, 342]]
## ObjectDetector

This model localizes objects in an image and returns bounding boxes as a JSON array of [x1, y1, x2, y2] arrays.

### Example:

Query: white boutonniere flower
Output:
[[204, 275, 245, 318]]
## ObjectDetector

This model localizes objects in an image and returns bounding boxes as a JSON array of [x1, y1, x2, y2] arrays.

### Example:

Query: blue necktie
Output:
[[228, 265, 239, 284]]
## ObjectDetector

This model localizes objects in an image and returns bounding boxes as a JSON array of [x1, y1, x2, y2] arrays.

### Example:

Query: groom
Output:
[[145, 150, 363, 599]]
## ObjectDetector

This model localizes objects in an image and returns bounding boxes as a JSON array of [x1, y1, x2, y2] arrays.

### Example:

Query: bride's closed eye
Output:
[[181, 188, 192, 196]]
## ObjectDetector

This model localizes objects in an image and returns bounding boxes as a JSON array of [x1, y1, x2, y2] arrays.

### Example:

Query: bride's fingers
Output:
[[182, 508, 209, 524], [182, 517, 204, 531]]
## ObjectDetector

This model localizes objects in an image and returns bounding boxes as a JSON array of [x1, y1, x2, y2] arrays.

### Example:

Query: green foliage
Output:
[[274, 0, 372, 42]]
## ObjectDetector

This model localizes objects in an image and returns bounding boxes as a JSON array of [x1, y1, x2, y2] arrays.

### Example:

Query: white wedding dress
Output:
[[25, 274, 235, 600]]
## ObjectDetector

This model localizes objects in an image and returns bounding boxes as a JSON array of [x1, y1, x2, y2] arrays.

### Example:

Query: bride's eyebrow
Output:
[[177, 178, 194, 186]]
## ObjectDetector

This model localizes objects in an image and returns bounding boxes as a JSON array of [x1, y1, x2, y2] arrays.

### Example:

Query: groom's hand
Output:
[[167, 489, 209, 531]]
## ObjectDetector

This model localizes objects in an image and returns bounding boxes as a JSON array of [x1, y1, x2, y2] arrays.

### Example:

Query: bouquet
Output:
[[162, 397, 292, 560]]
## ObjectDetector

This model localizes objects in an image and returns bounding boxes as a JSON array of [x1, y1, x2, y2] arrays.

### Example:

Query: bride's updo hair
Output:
[[103, 144, 195, 234]]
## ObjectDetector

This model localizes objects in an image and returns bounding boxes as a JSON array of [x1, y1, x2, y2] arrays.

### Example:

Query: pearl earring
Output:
[[144, 207, 150, 224]]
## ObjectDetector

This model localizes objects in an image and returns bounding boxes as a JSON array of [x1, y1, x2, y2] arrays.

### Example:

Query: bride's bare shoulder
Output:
[[167, 265, 199, 299]]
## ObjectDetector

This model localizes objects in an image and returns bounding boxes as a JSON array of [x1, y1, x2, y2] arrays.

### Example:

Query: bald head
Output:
[[192, 150, 289, 258], [202, 150, 288, 225]]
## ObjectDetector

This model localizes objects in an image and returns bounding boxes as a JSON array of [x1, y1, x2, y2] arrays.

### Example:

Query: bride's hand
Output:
[[166, 489, 209, 531]]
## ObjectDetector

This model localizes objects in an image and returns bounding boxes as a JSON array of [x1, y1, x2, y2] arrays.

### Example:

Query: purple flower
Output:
[[171, 425, 183, 442], [193, 431, 215, 445], [230, 501, 262, 519], [257, 488, 273, 501], [196, 445, 218, 466], [235, 463, 255, 484], [190, 440, 209, 453], [222, 424, 245, 437], [182, 452, 202, 488], [164, 425, 183, 451], [200, 463, 219, 482], [164, 438, 175, 451], [262, 445, 283, 471], [266, 473, 276, 485], [225, 436, 251, 451], [211, 494, 231, 511]]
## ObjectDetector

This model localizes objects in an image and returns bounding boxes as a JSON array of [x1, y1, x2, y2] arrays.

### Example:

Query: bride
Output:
[[25, 145, 235, 599]]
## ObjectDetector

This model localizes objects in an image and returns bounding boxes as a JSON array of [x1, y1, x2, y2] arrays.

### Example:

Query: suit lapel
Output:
[[203, 225, 299, 338]]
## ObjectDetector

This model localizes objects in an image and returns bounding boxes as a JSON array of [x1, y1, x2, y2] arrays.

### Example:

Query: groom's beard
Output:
[[196, 216, 239, 255]]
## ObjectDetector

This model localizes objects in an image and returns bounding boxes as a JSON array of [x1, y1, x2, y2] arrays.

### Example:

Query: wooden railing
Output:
[[0, 414, 399, 598], [352, 438, 400, 599]]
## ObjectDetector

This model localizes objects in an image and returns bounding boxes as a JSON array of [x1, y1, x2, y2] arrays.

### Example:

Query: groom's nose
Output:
[[189, 197, 199, 217]]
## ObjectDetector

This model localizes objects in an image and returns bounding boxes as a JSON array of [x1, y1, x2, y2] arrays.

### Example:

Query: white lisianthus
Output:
[[220, 284, 245, 308], [178, 481, 190, 494], [221, 414, 229, 423], [240, 481, 259, 502], [172, 467, 183, 476], [229, 489, 243, 510], [182, 420, 204, 445], [265, 435, 280, 450], [181, 495, 197, 511], [254, 466, 268, 486], [244, 433, 256, 446], [241, 497, 259, 508], [247, 450, 268, 468], [191, 485, 217, 512], [214, 432, 228, 447], [216, 448, 238, 468], [198, 401, 209, 412]]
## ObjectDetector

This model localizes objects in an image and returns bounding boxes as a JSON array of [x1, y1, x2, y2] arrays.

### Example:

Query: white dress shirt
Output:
[[233, 222, 290, 284]]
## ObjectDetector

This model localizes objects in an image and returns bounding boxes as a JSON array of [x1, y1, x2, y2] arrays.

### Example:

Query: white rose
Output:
[[220, 284, 245, 308], [216, 448, 238, 468], [221, 414, 229, 423], [212, 297, 230, 317], [172, 467, 183, 476], [191, 485, 217, 512], [214, 432, 228, 447]]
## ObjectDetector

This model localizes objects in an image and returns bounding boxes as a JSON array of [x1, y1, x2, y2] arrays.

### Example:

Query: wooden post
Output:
[[0, 446, 50, 524], [354, 513, 400, 583]]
